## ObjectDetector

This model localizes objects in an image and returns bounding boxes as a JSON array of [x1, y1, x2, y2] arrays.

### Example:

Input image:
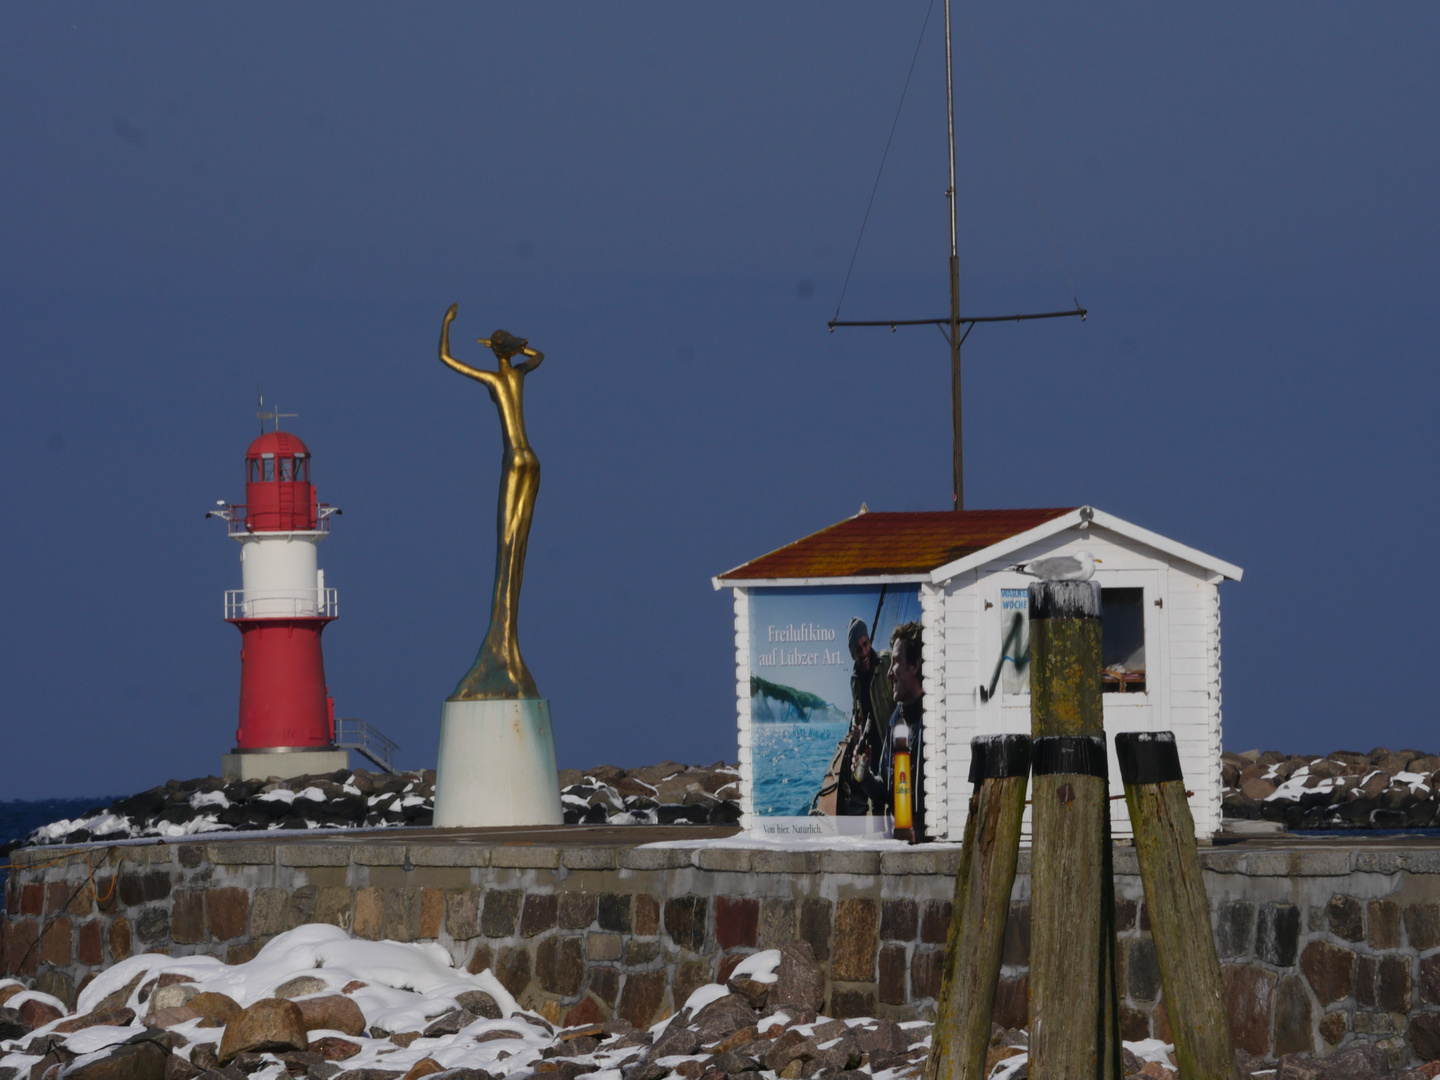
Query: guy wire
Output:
[[831, 0, 938, 325]]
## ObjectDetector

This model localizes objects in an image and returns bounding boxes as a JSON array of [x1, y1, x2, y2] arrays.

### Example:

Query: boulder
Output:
[[308, 1037, 362, 1061], [814, 1032, 863, 1072], [217, 998, 309, 1063], [712, 1026, 760, 1054], [1276, 1056, 1321, 1080], [145, 1005, 201, 1029], [163, 1052, 202, 1080], [423, 1009, 479, 1038], [0, 1006, 28, 1041], [276, 977, 330, 1000], [1240, 776, 1277, 801], [726, 977, 770, 1011], [188, 1044, 220, 1072], [295, 996, 366, 1037], [148, 984, 200, 1014], [19, 998, 65, 1028], [454, 991, 502, 1020], [57, 1005, 137, 1033], [855, 1020, 908, 1056], [1313, 1043, 1388, 1080], [762, 1031, 818, 1074], [332, 1063, 405, 1079], [710, 1052, 762, 1074], [65, 1039, 169, 1080], [399, 1060, 445, 1080], [771, 941, 825, 1014], [189, 992, 243, 1026], [692, 995, 757, 1041], [648, 1025, 702, 1060]]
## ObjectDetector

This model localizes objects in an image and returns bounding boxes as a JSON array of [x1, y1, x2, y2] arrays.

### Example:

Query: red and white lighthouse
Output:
[[212, 427, 349, 780]]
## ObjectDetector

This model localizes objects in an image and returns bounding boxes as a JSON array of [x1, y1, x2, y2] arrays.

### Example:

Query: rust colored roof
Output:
[[718, 508, 1078, 581]]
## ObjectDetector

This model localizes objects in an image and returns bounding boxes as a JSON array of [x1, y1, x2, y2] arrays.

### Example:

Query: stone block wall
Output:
[[5, 837, 1440, 1066]]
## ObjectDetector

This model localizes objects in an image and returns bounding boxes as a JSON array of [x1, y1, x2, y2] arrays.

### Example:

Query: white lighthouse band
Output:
[[225, 528, 338, 620]]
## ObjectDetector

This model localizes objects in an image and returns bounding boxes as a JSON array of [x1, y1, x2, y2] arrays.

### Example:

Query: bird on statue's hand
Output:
[[1007, 550, 1101, 581]]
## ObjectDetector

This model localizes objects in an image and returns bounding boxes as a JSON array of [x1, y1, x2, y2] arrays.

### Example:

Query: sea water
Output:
[[751, 720, 848, 817], [0, 797, 116, 890]]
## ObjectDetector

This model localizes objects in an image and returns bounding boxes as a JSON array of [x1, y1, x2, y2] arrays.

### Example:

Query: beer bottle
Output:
[[892, 715, 915, 844]]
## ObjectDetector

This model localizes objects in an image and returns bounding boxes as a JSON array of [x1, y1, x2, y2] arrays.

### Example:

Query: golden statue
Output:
[[439, 303, 544, 700]]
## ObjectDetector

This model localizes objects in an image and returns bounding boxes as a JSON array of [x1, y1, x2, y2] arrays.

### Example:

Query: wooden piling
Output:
[[926, 734, 1031, 1080], [1116, 732, 1244, 1080], [1027, 580, 1120, 1080]]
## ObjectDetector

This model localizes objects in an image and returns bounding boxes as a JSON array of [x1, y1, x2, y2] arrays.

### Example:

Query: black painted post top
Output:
[[1115, 731, 1185, 785], [969, 733, 1032, 782], [1028, 580, 1102, 620]]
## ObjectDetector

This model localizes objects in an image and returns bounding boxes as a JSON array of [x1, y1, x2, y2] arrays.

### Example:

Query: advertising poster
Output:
[[748, 584, 921, 837]]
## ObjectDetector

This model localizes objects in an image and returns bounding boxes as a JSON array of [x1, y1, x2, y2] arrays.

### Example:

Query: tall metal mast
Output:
[[828, 0, 1085, 509], [944, 0, 962, 509]]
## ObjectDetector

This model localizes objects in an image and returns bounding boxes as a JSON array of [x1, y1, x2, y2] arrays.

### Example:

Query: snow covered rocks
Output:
[[21, 773, 438, 847], [4, 928, 1436, 1080], [0, 927, 932, 1080], [1222, 749, 1440, 830], [555, 764, 740, 827], [14, 764, 741, 850], [0, 924, 548, 1080]]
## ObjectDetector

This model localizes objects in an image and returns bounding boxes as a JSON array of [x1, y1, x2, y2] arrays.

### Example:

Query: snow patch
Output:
[[729, 949, 782, 984]]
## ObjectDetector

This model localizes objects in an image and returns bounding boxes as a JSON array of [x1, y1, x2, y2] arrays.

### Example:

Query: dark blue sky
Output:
[[2, 4, 1436, 799]]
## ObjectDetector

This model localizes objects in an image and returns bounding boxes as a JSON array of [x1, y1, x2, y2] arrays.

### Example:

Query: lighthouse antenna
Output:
[[255, 394, 299, 432]]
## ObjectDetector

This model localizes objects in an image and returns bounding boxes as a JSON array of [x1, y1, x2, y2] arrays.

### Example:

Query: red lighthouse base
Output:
[[220, 617, 349, 782], [234, 618, 334, 748]]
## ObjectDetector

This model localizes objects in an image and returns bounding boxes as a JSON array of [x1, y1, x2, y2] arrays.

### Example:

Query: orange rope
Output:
[[1, 848, 127, 905]]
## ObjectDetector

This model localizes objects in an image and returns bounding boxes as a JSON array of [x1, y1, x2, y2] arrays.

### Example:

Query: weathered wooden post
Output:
[[926, 733, 1031, 1080], [1116, 732, 1243, 1080], [1027, 580, 1120, 1080]]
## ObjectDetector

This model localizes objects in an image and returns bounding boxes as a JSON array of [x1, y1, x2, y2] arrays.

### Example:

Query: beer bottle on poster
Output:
[[892, 715, 915, 843]]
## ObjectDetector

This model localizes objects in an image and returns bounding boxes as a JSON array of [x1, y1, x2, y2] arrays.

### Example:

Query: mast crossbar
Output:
[[827, 306, 1087, 330]]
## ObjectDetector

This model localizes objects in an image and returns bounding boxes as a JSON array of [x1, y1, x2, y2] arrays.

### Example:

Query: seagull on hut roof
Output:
[[1008, 550, 1101, 581]]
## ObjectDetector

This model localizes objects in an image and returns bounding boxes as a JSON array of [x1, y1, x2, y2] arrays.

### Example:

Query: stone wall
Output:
[[4, 836, 1440, 1067]]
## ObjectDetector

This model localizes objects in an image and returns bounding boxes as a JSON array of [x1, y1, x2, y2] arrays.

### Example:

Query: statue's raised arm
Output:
[[439, 303, 499, 388]]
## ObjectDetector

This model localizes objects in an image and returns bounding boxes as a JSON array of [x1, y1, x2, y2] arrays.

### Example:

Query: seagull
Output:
[[1008, 550, 1101, 581]]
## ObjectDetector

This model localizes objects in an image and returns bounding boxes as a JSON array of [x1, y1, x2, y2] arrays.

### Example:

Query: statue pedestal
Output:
[[433, 698, 563, 827]]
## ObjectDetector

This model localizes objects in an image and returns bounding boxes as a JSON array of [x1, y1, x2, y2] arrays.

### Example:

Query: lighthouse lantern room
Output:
[[211, 427, 349, 781]]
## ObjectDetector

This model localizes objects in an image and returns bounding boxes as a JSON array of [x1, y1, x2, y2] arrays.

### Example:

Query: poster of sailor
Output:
[[748, 584, 922, 838]]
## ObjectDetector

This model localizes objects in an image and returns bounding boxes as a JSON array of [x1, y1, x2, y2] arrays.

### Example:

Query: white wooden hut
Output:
[[714, 506, 1242, 840]]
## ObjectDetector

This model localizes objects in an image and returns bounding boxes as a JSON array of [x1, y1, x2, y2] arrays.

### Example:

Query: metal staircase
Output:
[[335, 718, 400, 774]]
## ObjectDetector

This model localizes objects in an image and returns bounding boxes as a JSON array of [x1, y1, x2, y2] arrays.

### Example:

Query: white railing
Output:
[[224, 588, 338, 620]]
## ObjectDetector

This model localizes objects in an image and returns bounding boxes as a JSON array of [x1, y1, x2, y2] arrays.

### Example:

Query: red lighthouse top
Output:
[[244, 430, 319, 531]]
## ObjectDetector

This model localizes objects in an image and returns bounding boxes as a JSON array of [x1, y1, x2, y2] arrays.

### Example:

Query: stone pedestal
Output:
[[433, 698, 563, 827], [221, 747, 350, 782]]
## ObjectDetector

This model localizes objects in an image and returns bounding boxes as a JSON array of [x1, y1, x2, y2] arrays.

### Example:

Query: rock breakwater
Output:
[[2, 924, 1437, 1080], [9, 764, 741, 850], [1222, 748, 1440, 829]]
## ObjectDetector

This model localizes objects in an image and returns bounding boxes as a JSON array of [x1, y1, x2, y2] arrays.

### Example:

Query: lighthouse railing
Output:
[[225, 588, 339, 620], [220, 504, 334, 535]]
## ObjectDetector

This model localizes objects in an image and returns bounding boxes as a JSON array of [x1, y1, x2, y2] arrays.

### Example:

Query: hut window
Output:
[[261, 455, 275, 481], [294, 455, 308, 481], [279, 456, 294, 481], [1101, 588, 1146, 693], [248, 459, 261, 482]]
